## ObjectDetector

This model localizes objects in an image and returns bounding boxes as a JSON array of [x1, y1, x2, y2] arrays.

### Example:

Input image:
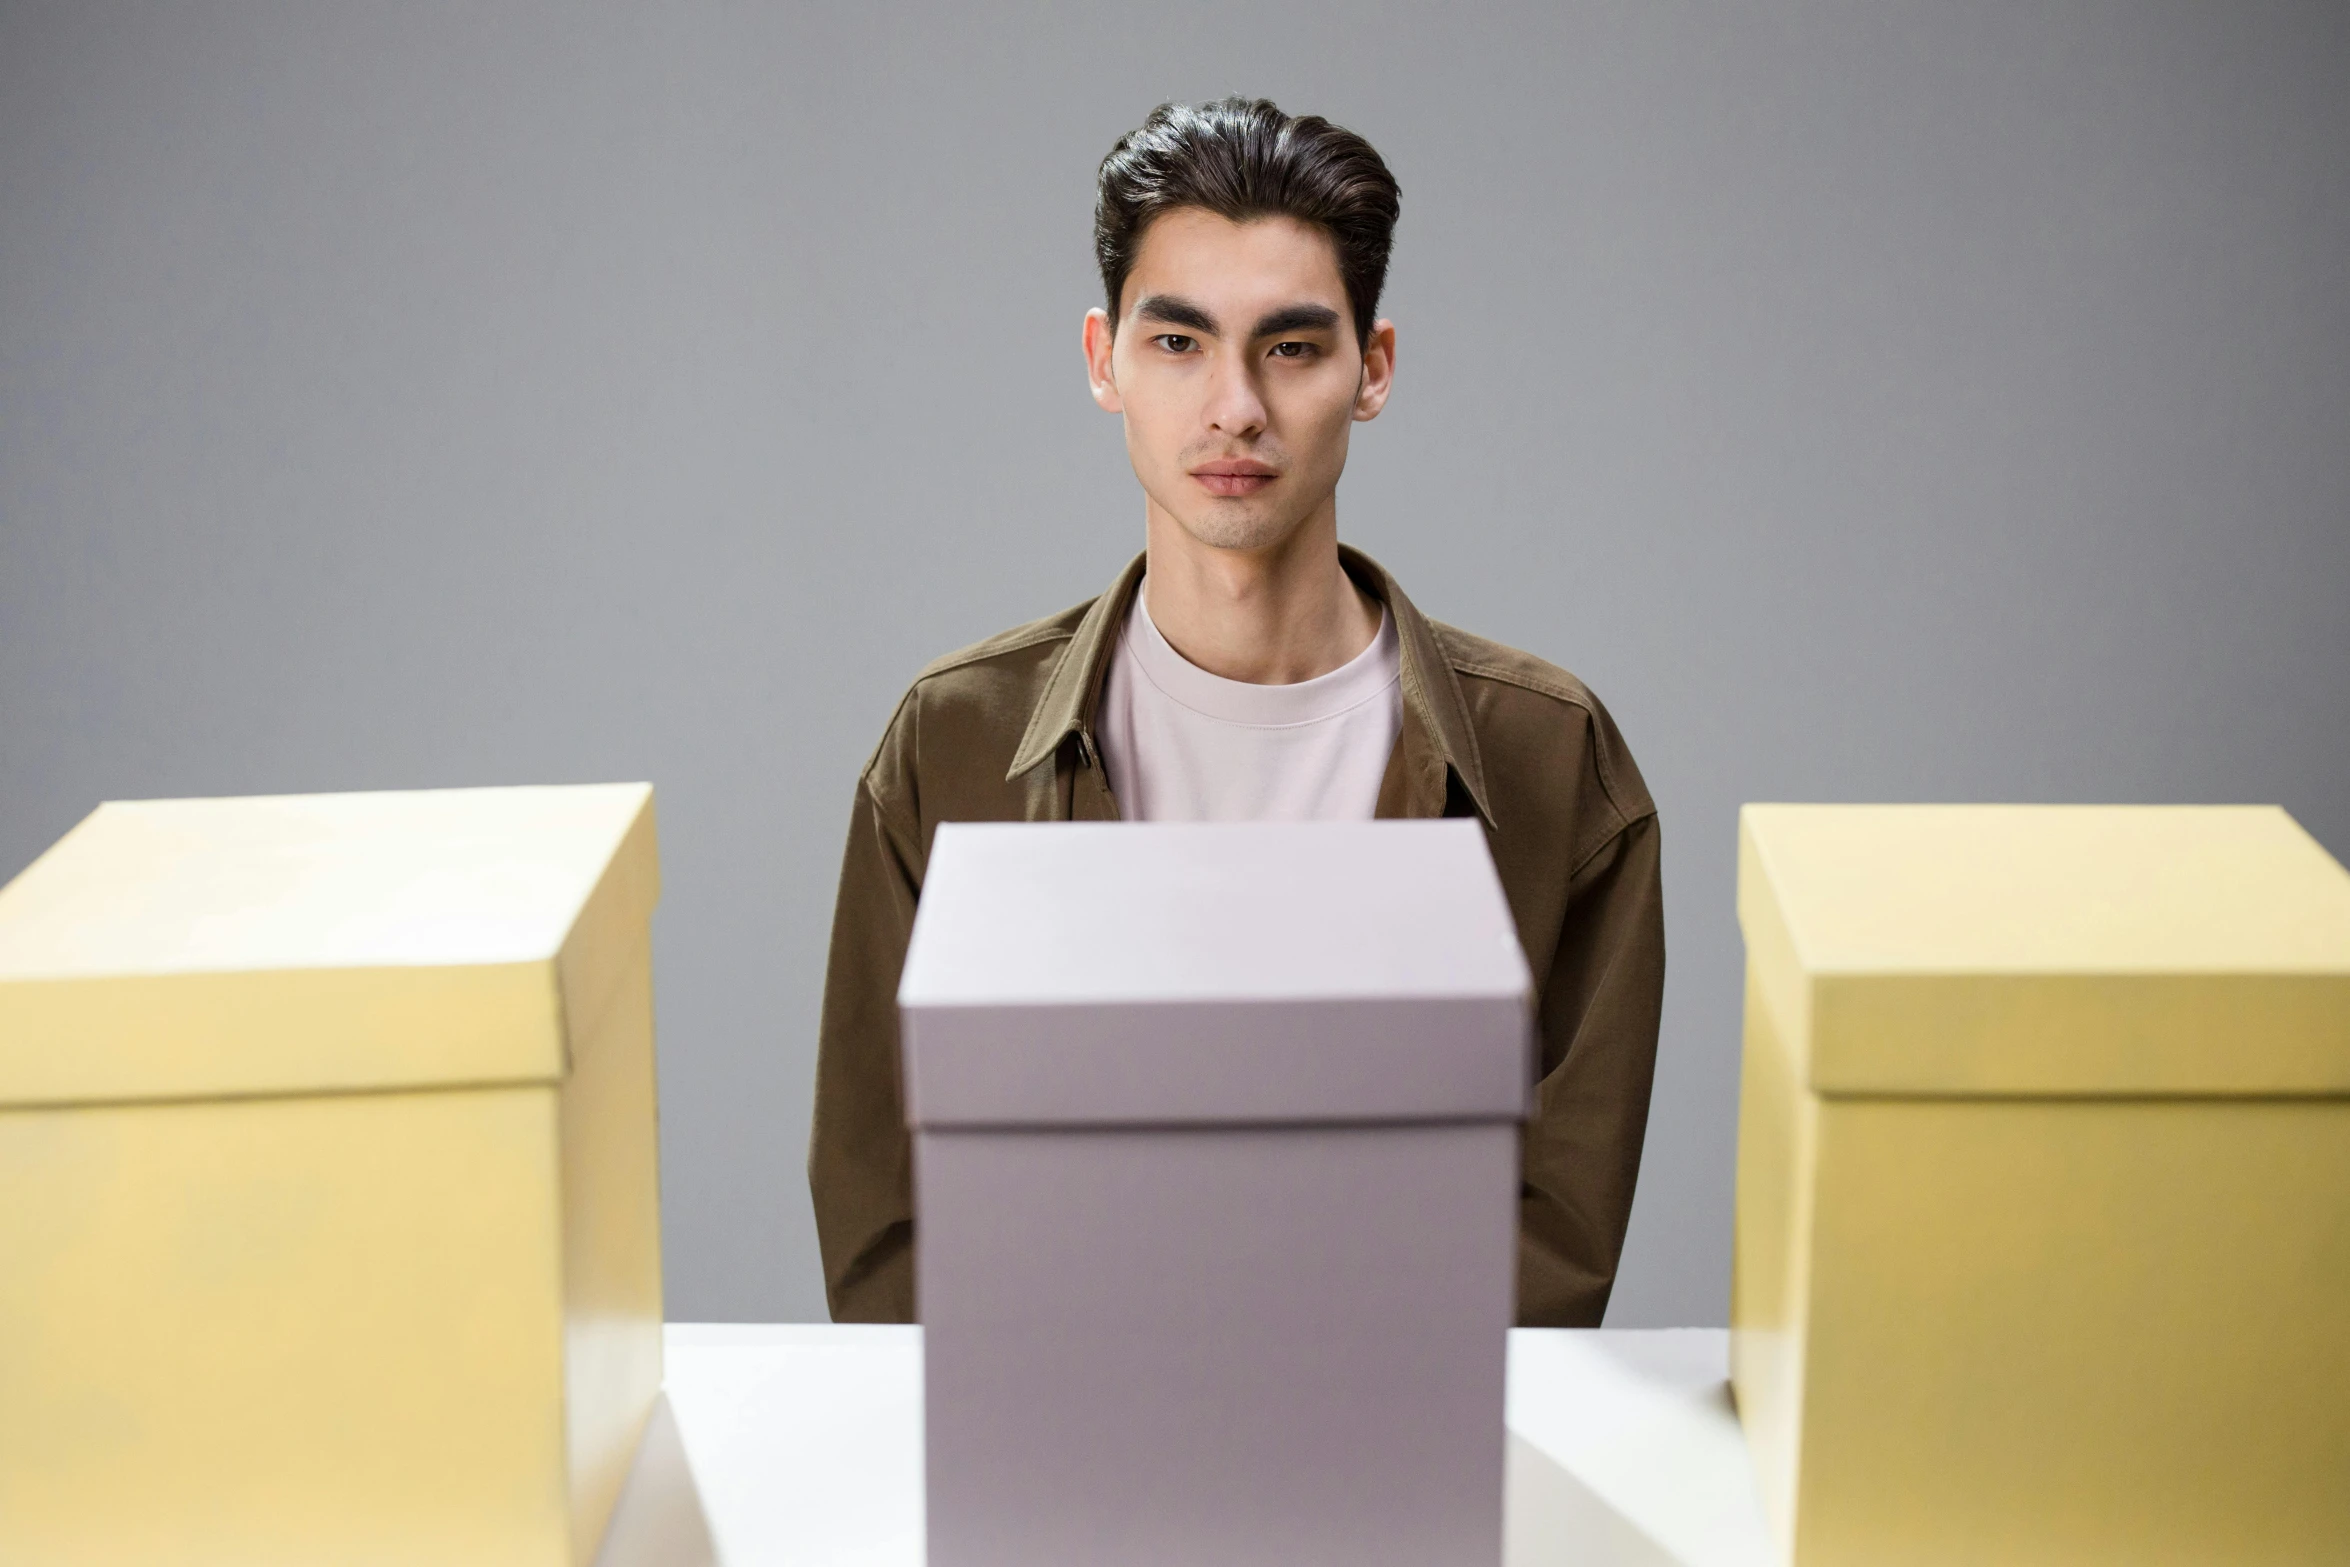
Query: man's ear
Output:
[[1084, 308, 1123, 413], [1353, 317, 1397, 422]]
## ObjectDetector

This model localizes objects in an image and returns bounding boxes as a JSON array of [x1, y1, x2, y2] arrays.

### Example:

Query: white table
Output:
[[596, 1326, 1775, 1567]]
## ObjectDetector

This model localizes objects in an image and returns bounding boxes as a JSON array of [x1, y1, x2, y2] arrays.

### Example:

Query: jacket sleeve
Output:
[[807, 774, 923, 1322], [1516, 809, 1666, 1326]]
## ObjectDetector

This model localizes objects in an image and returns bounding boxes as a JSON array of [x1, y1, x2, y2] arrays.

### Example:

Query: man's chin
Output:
[[1170, 503, 1309, 554]]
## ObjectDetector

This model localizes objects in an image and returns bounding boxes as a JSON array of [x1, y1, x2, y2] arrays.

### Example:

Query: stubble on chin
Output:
[[1172, 500, 1304, 553]]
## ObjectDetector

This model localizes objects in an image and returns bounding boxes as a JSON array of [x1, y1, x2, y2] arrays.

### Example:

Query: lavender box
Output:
[[900, 820, 1533, 1567]]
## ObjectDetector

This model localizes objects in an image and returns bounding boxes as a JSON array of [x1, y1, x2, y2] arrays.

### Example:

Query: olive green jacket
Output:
[[809, 547, 1665, 1327]]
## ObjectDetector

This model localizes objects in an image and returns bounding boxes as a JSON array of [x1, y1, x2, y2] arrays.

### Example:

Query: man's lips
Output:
[[1190, 460, 1279, 497]]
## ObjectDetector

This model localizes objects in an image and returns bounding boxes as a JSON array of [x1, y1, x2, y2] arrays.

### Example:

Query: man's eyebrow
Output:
[[1131, 295, 1219, 335], [1252, 303, 1343, 338]]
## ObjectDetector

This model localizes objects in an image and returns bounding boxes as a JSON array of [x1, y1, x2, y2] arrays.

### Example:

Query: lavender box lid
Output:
[[898, 821, 1534, 1129]]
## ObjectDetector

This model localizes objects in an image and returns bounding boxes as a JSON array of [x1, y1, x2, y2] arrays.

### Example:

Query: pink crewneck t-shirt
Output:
[[1095, 579, 1404, 822]]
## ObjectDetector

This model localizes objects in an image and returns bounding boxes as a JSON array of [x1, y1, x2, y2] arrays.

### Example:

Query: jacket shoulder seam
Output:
[[854, 766, 921, 858], [913, 611, 1086, 684], [1449, 656, 1590, 708], [856, 687, 922, 836], [1433, 627, 1596, 711], [1565, 806, 1658, 882]]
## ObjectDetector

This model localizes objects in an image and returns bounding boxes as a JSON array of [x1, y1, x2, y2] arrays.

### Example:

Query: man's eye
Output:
[[1154, 334, 1197, 353], [1270, 341, 1314, 359]]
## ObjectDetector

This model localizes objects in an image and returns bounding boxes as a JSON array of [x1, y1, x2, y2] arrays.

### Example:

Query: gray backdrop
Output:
[[4, 2, 2344, 1326]]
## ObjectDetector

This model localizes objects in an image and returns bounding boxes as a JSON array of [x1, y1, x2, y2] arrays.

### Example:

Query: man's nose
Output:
[[1203, 353, 1269, 439]]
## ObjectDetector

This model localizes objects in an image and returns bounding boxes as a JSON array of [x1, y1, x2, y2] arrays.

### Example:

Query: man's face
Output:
[[1084, 209, 1394, 553]]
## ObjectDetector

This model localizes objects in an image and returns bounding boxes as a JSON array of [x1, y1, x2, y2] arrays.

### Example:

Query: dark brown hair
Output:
[[1094, 98, 1400, 346]]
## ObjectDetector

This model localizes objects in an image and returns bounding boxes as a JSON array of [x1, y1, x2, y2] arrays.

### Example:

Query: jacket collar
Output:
[[1006, 545, 1494, 826]]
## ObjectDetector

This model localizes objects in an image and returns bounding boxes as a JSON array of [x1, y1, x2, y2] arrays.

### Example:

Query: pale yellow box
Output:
[[0, 784, 665, 1567], [1731, 804, 2350, 1565]]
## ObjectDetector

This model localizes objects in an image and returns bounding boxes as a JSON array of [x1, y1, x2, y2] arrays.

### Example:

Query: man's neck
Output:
[[1139, 500, 1385, 685]]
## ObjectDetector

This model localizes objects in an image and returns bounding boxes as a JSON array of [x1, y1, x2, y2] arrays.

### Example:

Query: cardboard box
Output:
[[0, 784, 665, 1567], [1732, 804, 2350, 1565], [900, 820, 1533, 1567]]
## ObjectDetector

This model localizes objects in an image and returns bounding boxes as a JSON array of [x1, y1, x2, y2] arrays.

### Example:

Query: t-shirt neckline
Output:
[[1125, 578, 1402, 730]]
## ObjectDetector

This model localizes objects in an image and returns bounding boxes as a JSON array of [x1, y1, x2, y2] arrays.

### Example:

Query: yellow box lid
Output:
[[0, 784, 658, 1108], [1738, 804, 2350, 1096]]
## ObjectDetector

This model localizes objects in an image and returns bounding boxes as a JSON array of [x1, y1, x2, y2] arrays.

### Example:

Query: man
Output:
[[810, 98, 1664, 1328]]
